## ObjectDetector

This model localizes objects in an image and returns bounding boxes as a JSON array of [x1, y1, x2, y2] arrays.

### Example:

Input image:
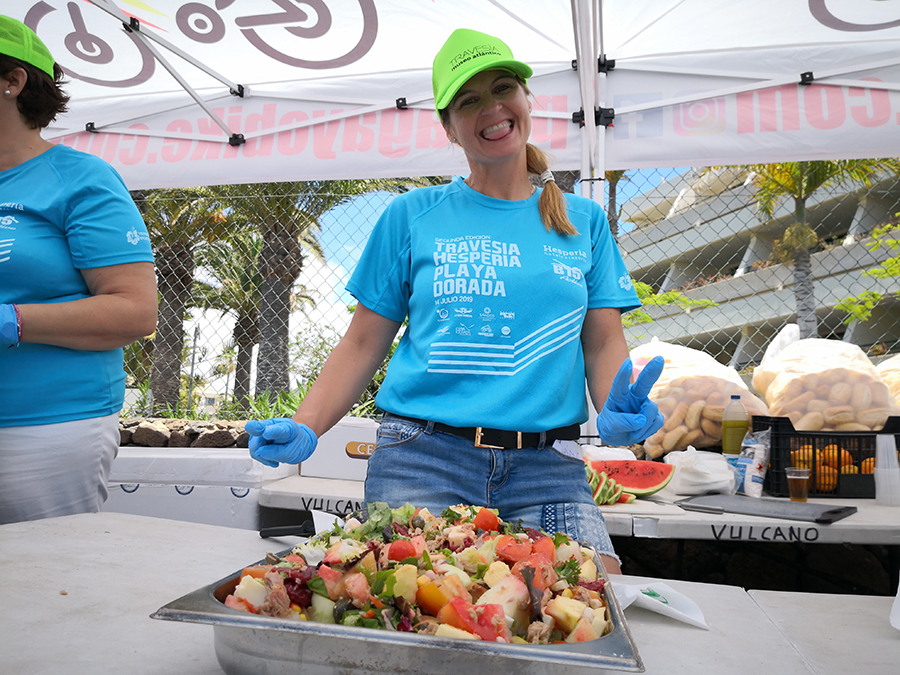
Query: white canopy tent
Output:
[[10, 0, 900, 198]]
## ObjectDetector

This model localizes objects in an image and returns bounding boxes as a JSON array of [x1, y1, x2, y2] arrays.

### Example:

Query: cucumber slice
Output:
[[309, 593, 336, 623]]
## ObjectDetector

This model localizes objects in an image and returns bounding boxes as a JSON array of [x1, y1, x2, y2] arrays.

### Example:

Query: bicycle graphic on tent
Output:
[[23, 0, 379, 87]]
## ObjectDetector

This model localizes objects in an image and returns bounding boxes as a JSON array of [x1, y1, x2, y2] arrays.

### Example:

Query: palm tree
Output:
[[542, 170, 627, 238], [123, 335, 154, 388], [143, 188, 229, 414], [605, 170, 630, 239], [193, 229, 263, 407], [742, 160, 900, 339], [193, 228, 317, 407], [224, 179, 438, 398], [211, 342, 237, 403]]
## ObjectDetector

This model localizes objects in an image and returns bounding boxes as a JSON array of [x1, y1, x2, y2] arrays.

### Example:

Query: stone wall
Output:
[[119, 417, 250, 449]]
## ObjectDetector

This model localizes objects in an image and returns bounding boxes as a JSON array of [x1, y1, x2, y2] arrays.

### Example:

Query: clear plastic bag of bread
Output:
[[752, 332, 900, 432], [631, 339, 769, 459], [876, 354, 900, 406]]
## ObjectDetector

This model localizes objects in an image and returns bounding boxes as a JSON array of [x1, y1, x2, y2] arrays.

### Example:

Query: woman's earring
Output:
[[3, 90, 10, 98]]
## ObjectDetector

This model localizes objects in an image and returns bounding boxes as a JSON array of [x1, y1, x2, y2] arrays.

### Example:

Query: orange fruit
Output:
[[815, 465, 838, 492], [840, 464, 859, 474], [791, 447, 820, 469], [821, 447, 852, 469], [861, 457, 875, 474]]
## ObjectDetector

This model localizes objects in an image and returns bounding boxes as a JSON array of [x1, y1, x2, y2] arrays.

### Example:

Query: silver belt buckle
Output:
[[474, 427, 505, 449]]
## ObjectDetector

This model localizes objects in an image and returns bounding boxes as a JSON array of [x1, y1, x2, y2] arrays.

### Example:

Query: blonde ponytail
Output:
[[526, 144, 578, 236]]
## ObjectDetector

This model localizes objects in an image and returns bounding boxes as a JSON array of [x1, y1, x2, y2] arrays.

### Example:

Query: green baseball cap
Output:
[[432, 28, 532, 111], [0, 15, 55, 78]]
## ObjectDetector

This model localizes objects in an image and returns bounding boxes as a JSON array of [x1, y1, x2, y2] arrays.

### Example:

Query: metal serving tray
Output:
[[152, 549, 643, 675]]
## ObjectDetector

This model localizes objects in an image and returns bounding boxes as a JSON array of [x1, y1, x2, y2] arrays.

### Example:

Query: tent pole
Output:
[[592, 0, 605, 206], [616, 54, 900, 118], [88, 0, 243, 92], [127, 33, 240, 141], [571, 0, 596, 198]]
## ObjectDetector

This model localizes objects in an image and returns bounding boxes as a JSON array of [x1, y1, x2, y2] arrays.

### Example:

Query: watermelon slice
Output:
[[616, 491, 636, 504], [587, 465, 600, 489], [593, 472, 608, 502], [608, 482, 624, 504], [586, 460, 674, 497], [585, 466, 620, 506]]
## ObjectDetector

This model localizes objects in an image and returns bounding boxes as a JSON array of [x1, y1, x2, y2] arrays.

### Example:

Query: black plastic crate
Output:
[[752, 415, 900, 499]]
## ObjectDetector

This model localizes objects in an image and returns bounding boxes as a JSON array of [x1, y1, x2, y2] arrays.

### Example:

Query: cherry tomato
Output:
[[511, 553, 558, 591], [387, 539, 417, 561], [495, 534, 533, 563], [438, 596, 511, 642], [531, 535, 557, 564], [472, 507, 500, 532]]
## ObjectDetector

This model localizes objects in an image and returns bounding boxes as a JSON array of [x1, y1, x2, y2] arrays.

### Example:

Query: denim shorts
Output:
[[364, 414, 617, 562]]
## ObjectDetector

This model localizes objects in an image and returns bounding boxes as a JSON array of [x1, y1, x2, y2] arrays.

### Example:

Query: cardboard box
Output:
[[109, 447, 295, 486], [104, 483, 264, 530], [300, 416, 377, 482]]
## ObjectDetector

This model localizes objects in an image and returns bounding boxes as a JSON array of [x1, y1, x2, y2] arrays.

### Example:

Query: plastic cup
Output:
[[875, 468, 900, 506], [785, 467, 810, 502]]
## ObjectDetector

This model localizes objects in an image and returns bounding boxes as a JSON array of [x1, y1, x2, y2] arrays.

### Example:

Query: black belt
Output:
[[387, 414, 580, 449]]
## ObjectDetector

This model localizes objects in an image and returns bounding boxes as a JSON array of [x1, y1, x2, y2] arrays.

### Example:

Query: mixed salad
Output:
[[224, 502, 611, 644]]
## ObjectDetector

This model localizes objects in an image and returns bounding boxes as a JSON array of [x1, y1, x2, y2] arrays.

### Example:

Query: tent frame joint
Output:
[[571, 56, 616, 73], [396, 97, 408, 110], [123, 17, 141, 33], [228, 134, 245, 147], [230, 84, 245, 98], [85, 122, 97, 133], [572, 107, 615, 127], [800, 71, 815, 85], [596, 107, 615, 126]]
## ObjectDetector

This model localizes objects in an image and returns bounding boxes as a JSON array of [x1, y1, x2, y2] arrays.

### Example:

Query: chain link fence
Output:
[[617, 164, 900, 374], [124, 161, 900, 418]]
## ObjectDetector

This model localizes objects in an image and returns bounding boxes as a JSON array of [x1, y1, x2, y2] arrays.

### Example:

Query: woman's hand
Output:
[[244, 305, 401, 468], [245, 419, 318, 467], [595, 356, 665, 446], [290, 304, 402, 437]]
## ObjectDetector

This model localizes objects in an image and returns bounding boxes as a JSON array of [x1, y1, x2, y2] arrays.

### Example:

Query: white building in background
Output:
[[197, 386, 223, 416], [618, 168, 900, 369]]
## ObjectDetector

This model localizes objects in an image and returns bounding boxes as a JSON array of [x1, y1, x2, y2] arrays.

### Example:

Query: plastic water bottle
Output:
[[874, 434, 900, 506], [721, 394, 749, 455]]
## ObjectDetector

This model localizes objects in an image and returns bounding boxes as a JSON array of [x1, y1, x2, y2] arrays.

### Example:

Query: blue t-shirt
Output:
[[346, 178, 640, 431], [0, 145, 154, 427]]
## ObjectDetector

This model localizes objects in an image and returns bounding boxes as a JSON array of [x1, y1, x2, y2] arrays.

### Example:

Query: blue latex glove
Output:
[[596, 355, 665, 446], [245, 418, 318, 468], [1, 304, 19, 348]]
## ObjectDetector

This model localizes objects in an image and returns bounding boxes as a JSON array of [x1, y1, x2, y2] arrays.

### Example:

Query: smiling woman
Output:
[[442, 70, 533, 175], [244, 27, 665, 578]]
